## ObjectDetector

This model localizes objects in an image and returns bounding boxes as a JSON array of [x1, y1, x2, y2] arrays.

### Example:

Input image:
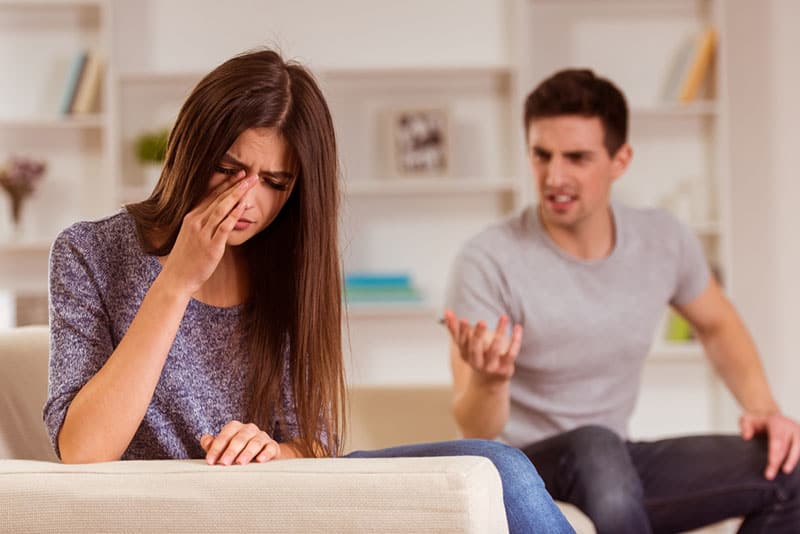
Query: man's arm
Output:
[[675, 277, 800, 479], [445, 311, 521, 440]]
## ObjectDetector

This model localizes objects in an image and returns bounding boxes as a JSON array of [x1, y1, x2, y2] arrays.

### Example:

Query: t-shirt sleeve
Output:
[[44, 226, 114, 459], [445, 241, 514, 325], [669, 217, 711, 306]]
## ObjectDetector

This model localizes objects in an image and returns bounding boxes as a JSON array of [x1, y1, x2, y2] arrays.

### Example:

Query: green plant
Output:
[[134, 128, 169, 164]]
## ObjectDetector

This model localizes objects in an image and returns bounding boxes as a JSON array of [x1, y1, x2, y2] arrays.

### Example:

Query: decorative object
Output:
[[388, 107, 451, 178], [134, 127, 169, 190], [0, 156, 47, 237]]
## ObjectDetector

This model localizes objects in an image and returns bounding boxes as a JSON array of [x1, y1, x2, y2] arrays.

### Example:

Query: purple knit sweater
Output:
[[44, 211, 298, 460]]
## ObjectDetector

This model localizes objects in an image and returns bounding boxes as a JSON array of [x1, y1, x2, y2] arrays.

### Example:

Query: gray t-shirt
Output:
[[44, 211, 298, 460], [445, 203, 710, 447]]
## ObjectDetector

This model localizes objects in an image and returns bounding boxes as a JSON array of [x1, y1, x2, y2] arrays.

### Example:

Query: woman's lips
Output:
[[233, 218, 254, 230]]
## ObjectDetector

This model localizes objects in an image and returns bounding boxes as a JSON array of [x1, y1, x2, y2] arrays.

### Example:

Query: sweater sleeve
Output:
[[44, 225, 114, 459]]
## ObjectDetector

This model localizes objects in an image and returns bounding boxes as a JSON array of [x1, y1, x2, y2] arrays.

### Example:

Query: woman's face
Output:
[[207, 127, 297, 246]]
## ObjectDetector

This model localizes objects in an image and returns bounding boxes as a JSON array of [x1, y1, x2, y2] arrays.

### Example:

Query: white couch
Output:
[[0, 325, 594, 532]]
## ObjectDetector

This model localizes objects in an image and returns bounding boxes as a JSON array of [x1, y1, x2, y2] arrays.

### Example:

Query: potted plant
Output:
[[134, 127, 169, 190]]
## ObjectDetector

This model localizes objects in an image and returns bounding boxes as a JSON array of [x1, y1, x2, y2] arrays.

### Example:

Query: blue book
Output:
[[59, 50, 88, 115], [345, 272, 412, 288]]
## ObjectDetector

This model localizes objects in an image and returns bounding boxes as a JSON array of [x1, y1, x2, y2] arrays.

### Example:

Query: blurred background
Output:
[[0, 0, 797, 440]]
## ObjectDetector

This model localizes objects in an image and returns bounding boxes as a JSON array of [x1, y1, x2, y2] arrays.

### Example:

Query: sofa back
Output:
[[0, 325, 57, 461], [0, 326, 458, 460]]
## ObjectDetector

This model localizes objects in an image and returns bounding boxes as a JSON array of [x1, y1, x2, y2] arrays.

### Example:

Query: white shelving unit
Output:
[[0, 0, 114, 327], [321, 65, 520, 386], [511, 0, 730, 438]]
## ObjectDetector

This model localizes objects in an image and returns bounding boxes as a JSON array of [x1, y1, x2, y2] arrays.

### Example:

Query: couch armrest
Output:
[[0, 456, 508, 533]]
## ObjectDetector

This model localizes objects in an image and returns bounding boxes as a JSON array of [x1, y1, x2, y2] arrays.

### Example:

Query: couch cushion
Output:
[[0, 457, 508, 533], [0, 326, 55, 461]]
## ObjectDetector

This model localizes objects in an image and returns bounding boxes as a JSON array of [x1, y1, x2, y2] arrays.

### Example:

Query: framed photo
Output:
[[388, 107, 451, 178]]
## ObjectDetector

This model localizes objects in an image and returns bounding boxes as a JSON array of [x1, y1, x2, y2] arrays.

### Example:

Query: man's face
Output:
[[527, 115, 630, 232]]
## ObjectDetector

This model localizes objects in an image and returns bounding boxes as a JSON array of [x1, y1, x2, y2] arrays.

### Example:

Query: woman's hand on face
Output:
[[200, 420, 281, 466], [160, 170, 256, 297]]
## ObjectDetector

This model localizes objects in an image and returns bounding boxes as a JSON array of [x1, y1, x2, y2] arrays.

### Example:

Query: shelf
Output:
[[346, 302, 438, 320], [631, 101, 718, 118], [118, 71, 204, 85], [344, 178, 518, 197], [649, 341, 703, 361], [321, 65, 512, 81], [0, 115, 105, 129], [0, 0, 103, 7]]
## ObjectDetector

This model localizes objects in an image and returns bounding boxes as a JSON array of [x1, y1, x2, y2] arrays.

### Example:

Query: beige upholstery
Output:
[[0, 325, 598, 532], [0, 457, 506, 533], [0, 325, 56, 462]]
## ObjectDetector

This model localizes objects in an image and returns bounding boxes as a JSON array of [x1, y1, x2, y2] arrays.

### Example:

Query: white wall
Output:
[[113, 0, 509, 72], [727, 0, 800, 419]]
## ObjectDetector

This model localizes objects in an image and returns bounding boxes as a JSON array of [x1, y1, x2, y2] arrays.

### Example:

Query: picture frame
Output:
[[387, 107, 451, 178]]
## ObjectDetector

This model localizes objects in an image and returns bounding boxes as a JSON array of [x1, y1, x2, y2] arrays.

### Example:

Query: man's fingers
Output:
[[783, 433, 800, 474], [443, 309, 460, 341], [739, 416, 754, 440], [457, 319, 471, 361], [485, 316, 509, 372], [199, 434, 213, 452], [469, 321, 487, 369], [765, 435, 787, 480]]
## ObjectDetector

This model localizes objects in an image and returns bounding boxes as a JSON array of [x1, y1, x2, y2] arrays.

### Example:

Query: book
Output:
[[678, 27, 718, 103], [345, 272, 412, 288], [71, 50, 104, 114], [59, 50, 88, 115]]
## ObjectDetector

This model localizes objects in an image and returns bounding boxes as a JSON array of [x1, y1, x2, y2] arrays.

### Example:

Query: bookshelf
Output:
[[1, 3, 734, 425], [0, 0, 113, 327], [511, 0, 729, 438]]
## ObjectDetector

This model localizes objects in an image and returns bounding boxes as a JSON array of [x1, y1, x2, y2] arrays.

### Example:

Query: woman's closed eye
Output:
[[214, 165, 240, 176], [260, 174, 291, 191], [214, 165, 291, 190]]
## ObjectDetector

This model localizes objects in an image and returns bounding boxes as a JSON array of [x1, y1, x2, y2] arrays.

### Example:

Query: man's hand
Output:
[[740, 412, 800, 479], [443, 309, 522, 385], [200, 420, 283, 466]]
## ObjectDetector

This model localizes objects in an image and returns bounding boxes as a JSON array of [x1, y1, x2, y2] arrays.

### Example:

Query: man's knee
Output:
[[562, 425, 631, 474]]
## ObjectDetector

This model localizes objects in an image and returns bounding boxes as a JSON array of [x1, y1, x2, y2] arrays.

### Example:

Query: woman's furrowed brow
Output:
[[221, 153, 294, 178]]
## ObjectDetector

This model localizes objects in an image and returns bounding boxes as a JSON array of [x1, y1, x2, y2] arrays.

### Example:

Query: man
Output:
[[444, 68, 800, 533]]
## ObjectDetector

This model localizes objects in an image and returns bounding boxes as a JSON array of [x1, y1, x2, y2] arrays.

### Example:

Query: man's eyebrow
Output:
[[562, 150, 594, 158], [221, 153, 295, 179], [532, 145, 551, 156]]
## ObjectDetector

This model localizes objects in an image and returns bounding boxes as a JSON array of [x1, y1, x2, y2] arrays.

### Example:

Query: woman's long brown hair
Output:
[[126, 49, 345, 457]]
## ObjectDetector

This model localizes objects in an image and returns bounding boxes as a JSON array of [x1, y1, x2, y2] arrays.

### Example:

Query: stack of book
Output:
[[662, 26, 718, 103], [344, 272, 423, 306], [59, 49, 104, 115]]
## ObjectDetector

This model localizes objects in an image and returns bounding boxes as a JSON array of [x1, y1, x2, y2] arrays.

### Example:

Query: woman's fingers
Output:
[[234, 431, 273, 465], [202, 422, 280, 466], [193, 170, 246, 216], [255, 441, 280, 463], [201, 175, 256, 233]]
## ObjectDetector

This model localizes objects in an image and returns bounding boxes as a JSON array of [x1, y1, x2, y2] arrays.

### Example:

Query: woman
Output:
[[44, 49, 572, 533]]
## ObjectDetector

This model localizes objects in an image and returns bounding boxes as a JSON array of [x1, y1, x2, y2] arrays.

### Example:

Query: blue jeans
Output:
[[522, 425, 800, 534], [347, 439, 574, 533]]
